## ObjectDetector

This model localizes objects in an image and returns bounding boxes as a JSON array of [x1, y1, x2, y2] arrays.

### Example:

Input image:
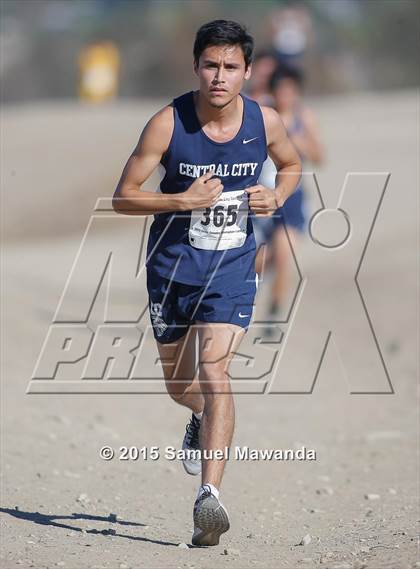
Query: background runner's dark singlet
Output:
[[256, 107, 306, 233], [272, 109, 306, 229], [146, 91, 267, 285]]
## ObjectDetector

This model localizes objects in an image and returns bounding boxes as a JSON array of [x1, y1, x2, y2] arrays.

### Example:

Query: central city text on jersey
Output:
[[179, 162, 259, 178]]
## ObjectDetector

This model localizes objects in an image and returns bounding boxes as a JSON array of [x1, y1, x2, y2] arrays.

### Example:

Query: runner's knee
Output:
[[165, 376, 197, 401], [199, 361, 231, 393]]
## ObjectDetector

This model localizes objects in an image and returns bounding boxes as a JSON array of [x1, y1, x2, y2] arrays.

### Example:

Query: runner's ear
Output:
[[244, 63, 252, 81]]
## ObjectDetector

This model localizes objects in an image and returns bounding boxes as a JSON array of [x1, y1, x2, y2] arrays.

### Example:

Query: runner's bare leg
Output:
[[271, 225, 298, 306], [157, 327, 204, 415], [196, 322, 245, 490], [254, 242, 271, 277]]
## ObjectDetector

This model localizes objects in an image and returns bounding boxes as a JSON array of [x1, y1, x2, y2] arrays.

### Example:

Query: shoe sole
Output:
[[182, 459, 201, 476], [182, 443, 201, 476], [192, 496, 230, 546]]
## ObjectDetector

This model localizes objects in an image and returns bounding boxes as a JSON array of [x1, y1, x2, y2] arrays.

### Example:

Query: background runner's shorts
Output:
[[147, 267, 257, 344], [253, 186, 307, 247]]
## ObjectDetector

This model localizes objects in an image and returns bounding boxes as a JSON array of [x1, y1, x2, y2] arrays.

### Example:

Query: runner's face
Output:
[[273, 78, 301, 112], [195, 45, 251, 108]]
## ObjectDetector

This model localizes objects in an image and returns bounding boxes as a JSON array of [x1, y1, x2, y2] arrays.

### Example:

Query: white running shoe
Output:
[[182, 413, 201, 476], [192, 485, 230, 546]]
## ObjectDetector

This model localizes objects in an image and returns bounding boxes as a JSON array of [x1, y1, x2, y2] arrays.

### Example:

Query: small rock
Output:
[[388, 488, 397, 495], [316, 487, 334, 495], [119, 564, 129, 569], [364, 493, 380, 500], [76, 493, 89, 504], [246, 533, 254, 538], [298, 534, 312, 546], [223, 548, 240, 556], [56, 563, 65, 567], [177, 543, 189, 549]]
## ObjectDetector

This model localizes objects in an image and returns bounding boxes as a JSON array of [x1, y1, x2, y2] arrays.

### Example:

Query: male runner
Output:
[[113, 20, 301, 546], [254, 63, 323, 335]]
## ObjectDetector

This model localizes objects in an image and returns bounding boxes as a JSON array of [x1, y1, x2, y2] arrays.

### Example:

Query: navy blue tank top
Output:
[[146, 91, 267, 285]]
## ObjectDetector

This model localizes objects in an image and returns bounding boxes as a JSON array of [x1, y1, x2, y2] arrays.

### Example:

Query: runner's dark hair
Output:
[[253, 49, 278, 63], [194, 20, 254, 69], [269, 63, 304, 91]]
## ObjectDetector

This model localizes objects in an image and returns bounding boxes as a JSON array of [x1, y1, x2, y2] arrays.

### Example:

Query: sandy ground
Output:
[[1, 91, 419, 569]]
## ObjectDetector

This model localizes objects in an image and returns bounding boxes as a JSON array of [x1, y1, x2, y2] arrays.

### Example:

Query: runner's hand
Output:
[[182, 171, 224, 210], [246, 185, 279, 217]]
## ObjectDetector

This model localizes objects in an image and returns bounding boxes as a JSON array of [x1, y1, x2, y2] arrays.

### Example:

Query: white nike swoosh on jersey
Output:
[[238, 312, 250, 318], [242, 137, 258, 144]]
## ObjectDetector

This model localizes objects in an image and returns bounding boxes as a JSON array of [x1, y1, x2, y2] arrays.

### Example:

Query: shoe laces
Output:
[[185, 414, 201, 449], [194, 484, 213, 511], [200, 484, 212, 498]]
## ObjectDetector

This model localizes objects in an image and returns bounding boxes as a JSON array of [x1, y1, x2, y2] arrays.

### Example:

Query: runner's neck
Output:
[[194, 91, 243, 138]]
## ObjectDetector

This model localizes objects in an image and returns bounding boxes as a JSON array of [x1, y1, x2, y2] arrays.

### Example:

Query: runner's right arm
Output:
[[290, 107, 324, 165], [113, 106, 223, 215]]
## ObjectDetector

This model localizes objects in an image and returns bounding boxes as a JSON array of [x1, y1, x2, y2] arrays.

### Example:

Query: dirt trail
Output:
[[1, 91, 418, 568]]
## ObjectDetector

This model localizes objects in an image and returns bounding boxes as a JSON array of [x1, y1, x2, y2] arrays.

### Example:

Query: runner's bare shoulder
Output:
[[135, 104, 174, 157], [259, 106, 287, 145]]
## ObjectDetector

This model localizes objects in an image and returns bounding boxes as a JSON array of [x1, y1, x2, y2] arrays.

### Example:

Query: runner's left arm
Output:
[[290, 107, 324, 165], [246, 107, 302, 216]]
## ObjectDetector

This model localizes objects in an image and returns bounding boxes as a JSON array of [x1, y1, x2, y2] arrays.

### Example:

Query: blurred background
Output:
[[1, 0, 419, 102], [1, 0, 419, 241], [1, 2, 419, 568]]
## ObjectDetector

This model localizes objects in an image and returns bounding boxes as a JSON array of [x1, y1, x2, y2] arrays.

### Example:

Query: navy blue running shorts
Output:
[[147, 267, 257, 344]]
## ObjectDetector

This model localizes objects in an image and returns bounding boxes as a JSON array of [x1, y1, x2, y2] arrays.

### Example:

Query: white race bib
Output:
[[189, 189, 248, 251]]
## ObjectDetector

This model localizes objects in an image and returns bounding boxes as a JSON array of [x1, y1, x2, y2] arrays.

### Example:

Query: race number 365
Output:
[[201, 204, 238, 227], [189, 189, 248, 251]]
